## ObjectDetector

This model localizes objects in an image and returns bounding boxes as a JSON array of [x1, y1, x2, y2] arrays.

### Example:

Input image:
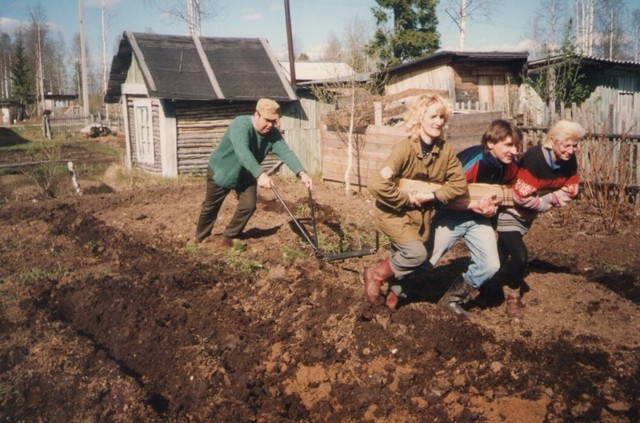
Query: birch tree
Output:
[[322, 33, 342, 62], [593, 0, 628, 60], [27, 4, 48, 114], [143, 0, 219, 35], [443, 0, 504, 51], [527, 0, 569, 60], [0, 33, 11, 99], [574, 0, 595, 56], [314, 17, 383, 194], [632, 9, 640, 61], [100, 0, 113, 119], [51, 32, 68, 94]]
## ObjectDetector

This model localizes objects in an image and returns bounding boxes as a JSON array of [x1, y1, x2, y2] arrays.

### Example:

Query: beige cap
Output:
[[256, 98, 281, 120]]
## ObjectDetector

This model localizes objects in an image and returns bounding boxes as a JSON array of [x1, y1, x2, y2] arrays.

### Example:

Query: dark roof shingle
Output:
[[105, 32, 296, 103]]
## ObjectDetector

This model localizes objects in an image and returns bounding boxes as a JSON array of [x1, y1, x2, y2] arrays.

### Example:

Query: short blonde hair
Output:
[[405, 94, 451, 141], [544, 119, 585, 148]]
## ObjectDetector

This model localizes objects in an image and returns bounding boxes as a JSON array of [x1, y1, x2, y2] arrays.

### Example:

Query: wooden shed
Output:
[[104, 31, 297, 177], [523, 55, 640, 133], [384, 51, 528, 115], [0, 99, 19, 126]]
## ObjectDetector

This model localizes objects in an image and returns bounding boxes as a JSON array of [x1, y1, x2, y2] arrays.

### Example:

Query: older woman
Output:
[[496, 119, 586, 319], [362, 93, 468, 308]]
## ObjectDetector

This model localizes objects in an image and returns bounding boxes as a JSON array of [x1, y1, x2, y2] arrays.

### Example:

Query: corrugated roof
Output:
[[105, 31, 296, 103], [528, 54, 640, 70], [278, 61, 356, 82]]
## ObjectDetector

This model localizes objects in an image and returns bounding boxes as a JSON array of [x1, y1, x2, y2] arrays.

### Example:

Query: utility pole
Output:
[[284, 0, 296, 87], [79, 0, 90, 117], [101, 0, 109, 120]]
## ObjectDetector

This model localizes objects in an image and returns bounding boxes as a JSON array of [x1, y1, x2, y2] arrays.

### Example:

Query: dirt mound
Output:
[[0, 172, 639, 422]]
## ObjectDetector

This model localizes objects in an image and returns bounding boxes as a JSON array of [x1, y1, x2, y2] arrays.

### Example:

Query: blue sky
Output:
[[1, 0, 542, 63]]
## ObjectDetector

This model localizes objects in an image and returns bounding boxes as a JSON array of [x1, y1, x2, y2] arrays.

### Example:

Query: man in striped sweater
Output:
[[495, 119, 585, 319], [426, 119, 522, 315]]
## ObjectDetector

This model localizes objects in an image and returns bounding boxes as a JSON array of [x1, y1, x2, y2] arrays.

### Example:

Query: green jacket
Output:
[[208, 115, 305, 189], [369, 136, 468, 243]]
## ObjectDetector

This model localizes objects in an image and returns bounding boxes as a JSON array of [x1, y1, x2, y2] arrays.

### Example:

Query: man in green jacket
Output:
[[195, 98, 313, 245], [363, 94, 468, 309]]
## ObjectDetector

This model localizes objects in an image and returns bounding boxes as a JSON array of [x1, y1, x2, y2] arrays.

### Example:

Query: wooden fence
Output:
[[49, 115, 91, 128], [519, 86, 640, 136], [320, 114, 639, 200], [321, 111, 502, 188]]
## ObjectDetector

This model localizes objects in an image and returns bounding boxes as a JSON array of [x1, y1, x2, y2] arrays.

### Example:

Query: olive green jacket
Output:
[[368, 136, 468, 243]]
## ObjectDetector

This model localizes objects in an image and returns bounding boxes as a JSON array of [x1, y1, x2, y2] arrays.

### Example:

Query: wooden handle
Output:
[[396, 178, 513, 206]]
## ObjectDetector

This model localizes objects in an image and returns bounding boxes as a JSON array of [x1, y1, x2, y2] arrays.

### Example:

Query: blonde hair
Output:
[[543, 119, 586, 148], [405, 94, 451, 140]]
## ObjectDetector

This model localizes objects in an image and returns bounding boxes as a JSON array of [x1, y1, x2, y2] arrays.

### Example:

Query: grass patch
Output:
[[185, 242, 211, 256], [281, 244, 309, 261], [224, 242, 263, 275], [103, 163, 202, 191], [81, 141, 122, 158], [16, 267, 60, 283]]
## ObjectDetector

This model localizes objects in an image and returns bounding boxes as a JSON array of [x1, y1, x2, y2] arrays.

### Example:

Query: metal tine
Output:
[[308, 187, 319, 249], [271, 186, 322, 256]]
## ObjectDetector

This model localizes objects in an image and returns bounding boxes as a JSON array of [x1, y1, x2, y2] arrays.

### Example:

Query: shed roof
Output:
[[386, 50, 529, 75], [105, 31, 297, 103], [527, 55, 640, 72]]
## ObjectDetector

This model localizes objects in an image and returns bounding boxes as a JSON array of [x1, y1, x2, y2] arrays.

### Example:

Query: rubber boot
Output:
[[361, 258, 393, 305], [504, 287, 524, 319], [438, 275, 474, 316]]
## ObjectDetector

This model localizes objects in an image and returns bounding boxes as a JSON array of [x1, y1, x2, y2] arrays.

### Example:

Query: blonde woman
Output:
[[362, 94, 468, 309], [496, 119, 585, 319]]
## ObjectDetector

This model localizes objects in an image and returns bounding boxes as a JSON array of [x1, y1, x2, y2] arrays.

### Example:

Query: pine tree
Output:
[[366, 0, 440, 69], [10, 39, 35, 121]]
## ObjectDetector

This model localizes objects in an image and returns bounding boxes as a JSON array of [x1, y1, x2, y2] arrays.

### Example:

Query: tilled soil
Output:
[[0, 156, 639, 422]]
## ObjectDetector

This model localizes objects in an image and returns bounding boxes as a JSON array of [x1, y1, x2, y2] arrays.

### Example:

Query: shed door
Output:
[[478, 75, 506, 111], [134, 99, 154, 164]]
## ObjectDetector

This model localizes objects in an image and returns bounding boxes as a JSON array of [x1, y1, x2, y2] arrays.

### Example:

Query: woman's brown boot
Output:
[[361, 258, 393, 305]]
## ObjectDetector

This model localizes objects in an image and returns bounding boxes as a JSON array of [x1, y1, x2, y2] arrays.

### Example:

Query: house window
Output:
[[134, 99, 154, 164]]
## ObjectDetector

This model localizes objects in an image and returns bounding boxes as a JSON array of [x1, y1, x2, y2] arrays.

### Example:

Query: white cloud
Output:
[[0, 17, 25, 34], [241, 9, 262, 22], [270, 3, 283, 11]]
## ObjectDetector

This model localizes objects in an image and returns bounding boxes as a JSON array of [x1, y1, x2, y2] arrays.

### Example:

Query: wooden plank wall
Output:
[[175, 102, 254, 175], [321, 111, 503, 187], [279, 97, 330, 177], [173, 100, 311, 177], [386, 66, 455, 99]]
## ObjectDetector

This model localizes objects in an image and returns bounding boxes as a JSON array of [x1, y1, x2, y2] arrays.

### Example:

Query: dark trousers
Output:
[[195, 168, 257, 242], [496, 231, 528, 290]]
